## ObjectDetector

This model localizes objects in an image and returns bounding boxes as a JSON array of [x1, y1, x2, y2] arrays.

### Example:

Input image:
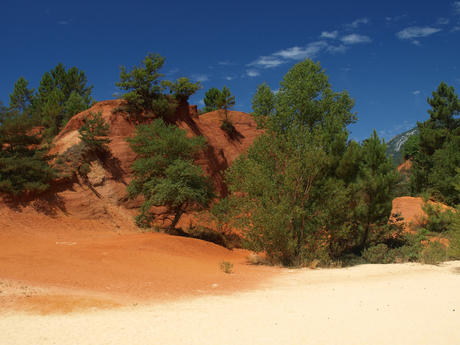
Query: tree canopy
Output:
[[126, 118, 215, 229], [411, 81, 460, 205], [0, 104, 55, 195], [116, 53, 201, 116], [226, 59, 398, 266]]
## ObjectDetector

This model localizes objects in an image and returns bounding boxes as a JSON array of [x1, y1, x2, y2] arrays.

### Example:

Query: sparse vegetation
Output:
[[218, 260, 233, 273]]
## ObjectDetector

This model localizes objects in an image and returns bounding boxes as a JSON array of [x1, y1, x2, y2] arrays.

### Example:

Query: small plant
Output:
[[218, 259, 233, 273], [220, 119, 235, 135]]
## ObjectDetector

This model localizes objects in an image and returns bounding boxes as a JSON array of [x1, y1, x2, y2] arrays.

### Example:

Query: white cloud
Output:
[[327, 45, 349, 54], [437, 18, 449, 25], [191, 74, 209, 82], [454, 2, 460, 14], [341, 67, 351, 72], [246, 69, 260, 77], [346, 17, 370, 28], [412, 91, 420, 95], [340, 34, 372, 44], [451, 26, 460, 32], [247, 56, 285, 69], [412, 40, 421, 46], [224, 76, 236, 80], [396, 26, 442, 40], [273, 42, 328, 60], [320, 30, 338, 39]]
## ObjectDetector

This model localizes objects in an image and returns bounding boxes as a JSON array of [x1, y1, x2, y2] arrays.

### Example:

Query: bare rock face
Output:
[[4, 100, 262, 224]]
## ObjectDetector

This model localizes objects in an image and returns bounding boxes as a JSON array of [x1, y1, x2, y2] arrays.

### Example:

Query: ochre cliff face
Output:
[[8, 99, 263, 223]]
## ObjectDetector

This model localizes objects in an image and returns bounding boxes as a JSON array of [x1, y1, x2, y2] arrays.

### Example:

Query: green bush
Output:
[[220, 119, 235, 135], [362, 244, 391, 264]]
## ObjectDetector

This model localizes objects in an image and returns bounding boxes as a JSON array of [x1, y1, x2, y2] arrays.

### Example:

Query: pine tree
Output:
[[35, 63, 93, 135], [78, 111, 112, 151], [126, 118, 215, 229], [0, 104, 55, 195], [9, 76, 35, 114]]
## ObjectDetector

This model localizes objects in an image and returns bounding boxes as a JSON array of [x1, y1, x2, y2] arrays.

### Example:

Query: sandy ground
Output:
[[1, 261, 459, 344], [1, 197, 460, 344]]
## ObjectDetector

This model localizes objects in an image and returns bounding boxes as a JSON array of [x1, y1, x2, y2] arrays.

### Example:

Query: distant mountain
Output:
[[385, 126, 419, 164]]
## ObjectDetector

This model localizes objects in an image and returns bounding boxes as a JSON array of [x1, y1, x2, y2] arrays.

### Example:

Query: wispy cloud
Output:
[[340, 34, 372, 44], [453, 2, 460, 14], [396, 26, 442, 40], [247, 56, 285, 69], [58, 21, 68, 25], [412, 91, 420, 95], [320, 30, 338, 39], [167, 68, 180, 76], [219, 61, 236, 66], [451, 26, 460, 32], [224, 76, 236, 80], [273, 42, 328, 60], [437, 18, 449, 25], [327, 45, 349, 54], [346, 17, 370, 28], [191, 74, 209, 82], [246, 69, 260, 77]]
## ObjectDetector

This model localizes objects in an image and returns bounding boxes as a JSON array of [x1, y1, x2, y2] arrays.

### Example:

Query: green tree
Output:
[[226, 59, 359, 266], [34, 63, 93, 135], [202, 87, 223, 113], [401, 134, 420, 159], [0, 104, 55, 195], [9, 76, 35, 114], [126, 118, 215, 228], [411, 82, 460, 204], [215, 85, 235, 122], [78, 111, 112, 151], [354, 130, 399, 248], [116, 53, 200, 117], [168, 76, 202, 102]]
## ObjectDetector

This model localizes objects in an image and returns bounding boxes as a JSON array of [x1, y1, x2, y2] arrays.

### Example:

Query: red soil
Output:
[[0, 101, 272, 314]]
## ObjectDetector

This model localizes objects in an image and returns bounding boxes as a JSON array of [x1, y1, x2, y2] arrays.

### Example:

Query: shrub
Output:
[[218, 260, 233, 273], [362, 243, 392, 264], [220, 119, 235, 135]]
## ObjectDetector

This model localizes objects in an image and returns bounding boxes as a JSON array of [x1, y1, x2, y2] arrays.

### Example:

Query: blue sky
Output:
[[1, 0, 459, 142]]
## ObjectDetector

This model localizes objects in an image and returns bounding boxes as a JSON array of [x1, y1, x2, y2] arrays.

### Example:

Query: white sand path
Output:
[[1, 261, 460, 345]]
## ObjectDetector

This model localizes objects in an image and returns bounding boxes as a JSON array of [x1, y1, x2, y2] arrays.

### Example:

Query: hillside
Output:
[[2, 100, 262, 227], [385, 127, 418, 164], [385, 126, 419, 164]]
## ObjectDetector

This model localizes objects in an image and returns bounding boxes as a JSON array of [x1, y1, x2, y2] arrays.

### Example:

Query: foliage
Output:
[[34, 63, 93, 136], [226, 59, 402, 266], [126, 118, 216, 229], [116, 53, 200, 116], [0, 105, 55, 195], [218, 260, 233, 273], [78, 111, 112, 151], [202, 87, 222, 113], [354, 130, 399, 248], [411, 82, 460, 205], [54, 142, 90, 178], [168, 76, 202, 101], [9, 76, 35, 114], [401, 134, 420, 159], [215, 85, 235, 124], [226, 59, 365, 266]]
